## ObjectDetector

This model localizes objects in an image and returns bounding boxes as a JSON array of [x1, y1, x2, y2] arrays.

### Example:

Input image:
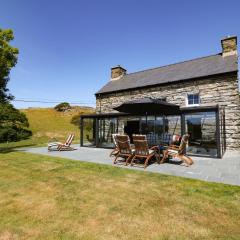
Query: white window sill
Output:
[[186, 104, 200, 107]]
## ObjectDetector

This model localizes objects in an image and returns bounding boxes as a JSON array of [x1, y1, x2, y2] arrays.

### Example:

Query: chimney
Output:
[[111, 65, 127, 80], [221, 36, 237, 57]]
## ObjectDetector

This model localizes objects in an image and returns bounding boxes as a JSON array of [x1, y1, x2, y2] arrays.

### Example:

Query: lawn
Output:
[[0, 151, 240, 240]]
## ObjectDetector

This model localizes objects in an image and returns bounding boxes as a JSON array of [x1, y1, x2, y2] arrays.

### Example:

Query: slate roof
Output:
[[96, 53, 238, 95]]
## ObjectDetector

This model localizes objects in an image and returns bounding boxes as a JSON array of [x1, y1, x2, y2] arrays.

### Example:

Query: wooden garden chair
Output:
[[132, 134, 147, 141], [113, 135, 134, 165], [131, 140, 160, 169], [171, 134, 181, 145], [109, 133, 119, 157], [48, 133, 75, 151], [160, 134, 193, 166]]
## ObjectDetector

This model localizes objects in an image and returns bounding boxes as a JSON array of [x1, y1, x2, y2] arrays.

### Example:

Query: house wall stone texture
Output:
[[96, 73, 240, 150], [221, 36, 237, 57], [111, 66, 127, 79]]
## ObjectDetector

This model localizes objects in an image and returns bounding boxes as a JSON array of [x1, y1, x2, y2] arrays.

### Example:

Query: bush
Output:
[[54, 102, 71, 112], [0, 103, 32, 143], [0, 127, 32, 142]]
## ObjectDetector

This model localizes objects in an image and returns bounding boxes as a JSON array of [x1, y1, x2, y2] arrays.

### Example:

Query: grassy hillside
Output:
[[18, 106, 94, 145]]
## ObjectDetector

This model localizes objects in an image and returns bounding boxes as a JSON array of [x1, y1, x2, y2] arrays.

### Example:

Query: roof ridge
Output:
[[124, 53, 221, 77]]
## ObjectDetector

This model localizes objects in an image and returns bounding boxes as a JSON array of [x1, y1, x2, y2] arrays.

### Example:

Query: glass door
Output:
[[82, 118, 96, 146], [163, 116, 181, 145], [185, 111, 217, 157], [98, 118, 118, 148]]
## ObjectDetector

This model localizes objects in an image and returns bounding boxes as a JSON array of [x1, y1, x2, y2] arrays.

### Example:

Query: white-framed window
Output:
[[186, 93, 200, 106]]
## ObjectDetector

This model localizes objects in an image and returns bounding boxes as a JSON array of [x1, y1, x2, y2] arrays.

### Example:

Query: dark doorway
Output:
[[187, 118, 202, 142], [124, 121, 140, 143]]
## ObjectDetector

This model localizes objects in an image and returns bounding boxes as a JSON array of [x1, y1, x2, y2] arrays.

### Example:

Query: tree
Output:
[[54, 102, 71, 112], [0, 103, 32, 142], [0, 29, 19, 103], [0, 28, 32, 142]]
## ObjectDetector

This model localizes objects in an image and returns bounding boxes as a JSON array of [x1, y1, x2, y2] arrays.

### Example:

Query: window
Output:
[[187, 93, 200, 106]]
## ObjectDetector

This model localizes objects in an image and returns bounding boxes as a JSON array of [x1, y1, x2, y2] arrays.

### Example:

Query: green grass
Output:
[[0, 151, 240, 239]]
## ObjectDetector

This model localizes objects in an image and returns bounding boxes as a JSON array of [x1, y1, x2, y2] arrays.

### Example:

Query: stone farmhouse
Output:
[[81, 36, 239, 158]]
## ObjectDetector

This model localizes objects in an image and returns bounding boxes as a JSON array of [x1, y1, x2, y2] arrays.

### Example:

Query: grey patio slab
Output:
[[21, 145, 240, 186]]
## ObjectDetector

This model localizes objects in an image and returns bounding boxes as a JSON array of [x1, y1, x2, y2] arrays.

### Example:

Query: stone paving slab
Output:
[[21, 145, 240, 186]]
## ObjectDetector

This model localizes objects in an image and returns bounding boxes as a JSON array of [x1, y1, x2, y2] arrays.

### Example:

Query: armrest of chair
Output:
[[150, 145, 159, 149], [150, 145, 160, 152], [168, 145, 180, 150]]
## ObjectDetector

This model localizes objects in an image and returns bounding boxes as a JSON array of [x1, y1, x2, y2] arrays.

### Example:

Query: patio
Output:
[[22, 145, 240, 186]]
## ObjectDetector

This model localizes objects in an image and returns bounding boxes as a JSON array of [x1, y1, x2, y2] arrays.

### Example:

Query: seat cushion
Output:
[[168, 149, 178, 154], [48, 142, 61, 147], [149, 149, 155, 155]]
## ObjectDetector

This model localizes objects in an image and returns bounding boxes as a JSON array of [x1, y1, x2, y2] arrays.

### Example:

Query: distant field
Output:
[[0, 106, 94, 150], [20, 106, 94, 144]]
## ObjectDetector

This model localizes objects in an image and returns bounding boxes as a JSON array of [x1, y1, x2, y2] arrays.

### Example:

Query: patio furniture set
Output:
[[110, 133, 193, 168]]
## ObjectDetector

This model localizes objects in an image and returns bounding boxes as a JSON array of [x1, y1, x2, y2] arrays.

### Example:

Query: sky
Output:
[[1, 0, 240, 109]]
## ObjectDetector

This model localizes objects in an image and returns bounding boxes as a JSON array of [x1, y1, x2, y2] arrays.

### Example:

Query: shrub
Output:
[[0, 103, 32, 143], [54, 102, 71, 112], [0, 127, 32, 142]]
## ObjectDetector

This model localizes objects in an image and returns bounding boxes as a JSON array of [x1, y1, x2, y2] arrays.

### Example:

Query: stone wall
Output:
[[96, 72, 240, 149], [221, 36, 237, 57]]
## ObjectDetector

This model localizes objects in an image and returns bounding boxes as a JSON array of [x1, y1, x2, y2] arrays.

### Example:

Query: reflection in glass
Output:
[[141, 116, 155, 145], [155, 116, 164, 144], [82, 118, 96, 146], [98, 118, 118, 147], [162, 116, 181, 145], [185, 112, 217, 157]]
